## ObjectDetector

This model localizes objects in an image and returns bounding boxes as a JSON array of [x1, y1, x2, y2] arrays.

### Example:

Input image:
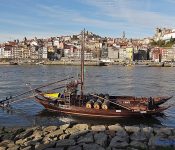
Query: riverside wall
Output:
[[43, 61, 105, 66], [1, 60, 175, 67], [0, 123, 175, 150]]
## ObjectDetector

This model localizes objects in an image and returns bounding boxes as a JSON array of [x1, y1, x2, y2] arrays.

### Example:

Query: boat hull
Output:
[[35, 96, 169, 118]]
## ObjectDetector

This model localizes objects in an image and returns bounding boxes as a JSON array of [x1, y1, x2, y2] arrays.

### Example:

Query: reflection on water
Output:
[[0, 65, 175, 127], [36, 109, 163, 127]]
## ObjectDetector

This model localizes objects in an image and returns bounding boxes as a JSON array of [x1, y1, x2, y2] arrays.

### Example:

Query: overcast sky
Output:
[[0, 0, 175, 42]]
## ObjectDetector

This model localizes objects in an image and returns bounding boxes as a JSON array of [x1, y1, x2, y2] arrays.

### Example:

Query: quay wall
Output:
[[44, 61, 105, 66], [0, 123, 175, 150], [1, 60, 175, 67]]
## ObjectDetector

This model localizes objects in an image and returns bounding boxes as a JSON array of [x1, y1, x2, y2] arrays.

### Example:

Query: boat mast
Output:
[[80, 29, 85, 97]]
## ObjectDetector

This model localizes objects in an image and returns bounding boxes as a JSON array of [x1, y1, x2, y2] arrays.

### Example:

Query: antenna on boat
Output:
[[80, 28, 85, 97]]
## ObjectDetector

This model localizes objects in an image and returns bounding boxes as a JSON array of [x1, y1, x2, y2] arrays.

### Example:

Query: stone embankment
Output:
[[0, 123, 175, 150], [44, 61, 105, 66]]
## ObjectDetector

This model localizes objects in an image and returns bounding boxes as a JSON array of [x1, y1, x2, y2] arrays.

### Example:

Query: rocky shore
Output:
[[0, 123, 175, 150]]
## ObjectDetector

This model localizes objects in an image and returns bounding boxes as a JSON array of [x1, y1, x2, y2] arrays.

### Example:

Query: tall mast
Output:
[[80, 29, 85, 97]]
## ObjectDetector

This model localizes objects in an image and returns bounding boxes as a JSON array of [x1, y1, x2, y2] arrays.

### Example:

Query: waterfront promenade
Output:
[[0, 123, 175, 150], [1, 60, 175, 67]]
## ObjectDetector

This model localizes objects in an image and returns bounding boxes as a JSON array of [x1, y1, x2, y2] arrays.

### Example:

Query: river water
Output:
[[0, 65, 175, 127]]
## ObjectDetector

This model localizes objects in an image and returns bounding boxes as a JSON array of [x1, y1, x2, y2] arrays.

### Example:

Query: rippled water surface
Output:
[[0, 65, 175, 127]]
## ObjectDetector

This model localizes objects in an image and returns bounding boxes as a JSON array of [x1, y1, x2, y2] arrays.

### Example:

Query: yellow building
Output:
[[126, 47, 133, 61]]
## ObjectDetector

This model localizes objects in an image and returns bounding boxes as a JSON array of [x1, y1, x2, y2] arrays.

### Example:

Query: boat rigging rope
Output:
[[0, 76, 74, 104], [0, 85, 67, 108]]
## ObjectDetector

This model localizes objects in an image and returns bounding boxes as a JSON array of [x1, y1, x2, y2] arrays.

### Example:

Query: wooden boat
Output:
[[34, 29, 172, 118], [35, 89, 171, 118]]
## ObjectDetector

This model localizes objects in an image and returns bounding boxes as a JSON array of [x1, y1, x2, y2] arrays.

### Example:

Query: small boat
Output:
[[9, 61, 18, 65], [33, 30, 172, 118]]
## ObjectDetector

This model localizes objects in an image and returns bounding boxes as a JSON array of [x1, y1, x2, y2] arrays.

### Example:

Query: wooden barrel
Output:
[[86, 100, 94, 108], [94, 100, 102, 109], [102, 101, 110, 110]]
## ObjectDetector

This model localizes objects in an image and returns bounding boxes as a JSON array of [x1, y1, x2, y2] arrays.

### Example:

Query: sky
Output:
[[0, 0, 175, 42]]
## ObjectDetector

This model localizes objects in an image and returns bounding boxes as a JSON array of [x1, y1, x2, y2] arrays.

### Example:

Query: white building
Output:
[[0, 47, 4, 58], [30, 41, 38, 46], [162, 30, 175, 40], [14, 47, 22, 59], [4, 49, 12, 58], [42, 47, 48, 59], [53, 40, 60, 48]]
